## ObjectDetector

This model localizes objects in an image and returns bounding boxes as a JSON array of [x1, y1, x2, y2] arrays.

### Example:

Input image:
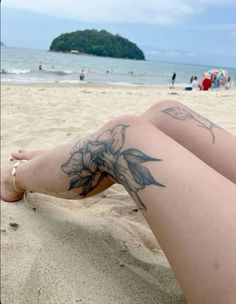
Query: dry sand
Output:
[[1, 83, 236, 304]]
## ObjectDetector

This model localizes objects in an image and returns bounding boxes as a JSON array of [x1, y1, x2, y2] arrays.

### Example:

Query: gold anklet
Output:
[[12, 160, 28, 193]]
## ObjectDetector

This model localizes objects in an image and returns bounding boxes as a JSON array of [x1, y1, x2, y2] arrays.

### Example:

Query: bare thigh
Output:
[[60, 115, 236, 303], [141, 99, 236, 183]]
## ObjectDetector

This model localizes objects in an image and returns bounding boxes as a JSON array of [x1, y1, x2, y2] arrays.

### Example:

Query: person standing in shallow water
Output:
[[80, 69, 85, 81], [171, 72, 176, 88]]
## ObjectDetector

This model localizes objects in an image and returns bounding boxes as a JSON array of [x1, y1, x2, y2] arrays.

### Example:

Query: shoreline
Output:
[[1, 81, 182, 89], [2, 81, 235, 91]]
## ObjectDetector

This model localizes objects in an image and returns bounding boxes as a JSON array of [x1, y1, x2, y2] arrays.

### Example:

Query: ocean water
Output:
[[1, 46, 236, 86]]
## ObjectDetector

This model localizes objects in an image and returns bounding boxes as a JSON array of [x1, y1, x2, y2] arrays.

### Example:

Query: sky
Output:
[[1, 0, 236, 67]]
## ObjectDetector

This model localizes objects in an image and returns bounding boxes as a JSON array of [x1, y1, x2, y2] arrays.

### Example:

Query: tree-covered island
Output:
[[49, 29, 145, 60]]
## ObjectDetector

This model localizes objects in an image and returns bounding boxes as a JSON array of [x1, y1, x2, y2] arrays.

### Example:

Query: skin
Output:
[[141, 100, 236, 184], [1, 100, 236, 303], [10, 99, 236, 186]]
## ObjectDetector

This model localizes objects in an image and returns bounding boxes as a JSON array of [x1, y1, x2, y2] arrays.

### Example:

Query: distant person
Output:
[[171, 72, 176, 88], [211, 74, 220, 89], [190, 76, 194, 84], [80, 70, 85, 81], [38, 64, 42, 71], [184, 76, 200, 91], [225, 76, 231, 90], [192, 76, 200, 90], [201, 75, 212, 91]]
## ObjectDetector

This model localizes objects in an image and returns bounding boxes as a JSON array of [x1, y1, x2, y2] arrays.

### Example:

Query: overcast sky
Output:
[[2, 0, 236, 67]]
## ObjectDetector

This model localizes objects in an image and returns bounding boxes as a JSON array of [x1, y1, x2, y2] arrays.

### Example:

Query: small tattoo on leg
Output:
[[162, 106, 219, 143], [61, 124, 165, 210]]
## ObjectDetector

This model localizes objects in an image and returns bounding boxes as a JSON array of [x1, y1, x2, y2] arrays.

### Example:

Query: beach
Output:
[[1, 83, 236, 304]]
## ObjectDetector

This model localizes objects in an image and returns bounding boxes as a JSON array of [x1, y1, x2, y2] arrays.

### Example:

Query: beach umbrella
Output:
[[204, 68, 229, 88]]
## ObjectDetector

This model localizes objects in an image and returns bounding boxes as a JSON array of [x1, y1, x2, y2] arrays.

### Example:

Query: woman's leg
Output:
[[1, 141, 116, 202], [141, 99, 236, 183], [11, 99, 236, 184], [1, 114, 236, 303]]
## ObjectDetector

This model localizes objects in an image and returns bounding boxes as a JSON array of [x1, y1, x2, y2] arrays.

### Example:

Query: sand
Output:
[[1, 83, 236, 304]]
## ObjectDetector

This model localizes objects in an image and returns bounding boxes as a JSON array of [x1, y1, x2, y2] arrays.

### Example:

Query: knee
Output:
[[141, 99, 186, 127], [108, 114, 144, 128], [146, 99, 182, 113], [141, 99, 185, 123]]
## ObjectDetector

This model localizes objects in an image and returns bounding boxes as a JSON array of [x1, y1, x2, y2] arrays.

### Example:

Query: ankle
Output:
[[1, 165, 24, 202], [12, 160, 28, 193]]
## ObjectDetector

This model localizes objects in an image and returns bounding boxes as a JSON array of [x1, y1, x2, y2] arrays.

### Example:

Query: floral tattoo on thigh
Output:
[[61, 124, 165, 210]]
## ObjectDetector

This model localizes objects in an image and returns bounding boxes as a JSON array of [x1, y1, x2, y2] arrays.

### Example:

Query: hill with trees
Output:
[[49, 29, 145, 60]]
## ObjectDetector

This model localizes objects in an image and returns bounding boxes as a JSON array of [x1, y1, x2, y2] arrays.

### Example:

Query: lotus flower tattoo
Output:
[[61, 124, 165, 210]]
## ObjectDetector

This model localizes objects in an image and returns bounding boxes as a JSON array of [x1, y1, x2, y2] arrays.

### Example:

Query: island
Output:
[[49, 29, 145, 60]]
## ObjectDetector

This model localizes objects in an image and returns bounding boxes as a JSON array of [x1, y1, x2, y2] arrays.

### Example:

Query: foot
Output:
[[11, 149, 48, 161], [1, 166, 25, 202]]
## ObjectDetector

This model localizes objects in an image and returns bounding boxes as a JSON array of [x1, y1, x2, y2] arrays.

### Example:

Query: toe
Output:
[[11, 150, 26, 160], [11, 149, 47, 161]]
